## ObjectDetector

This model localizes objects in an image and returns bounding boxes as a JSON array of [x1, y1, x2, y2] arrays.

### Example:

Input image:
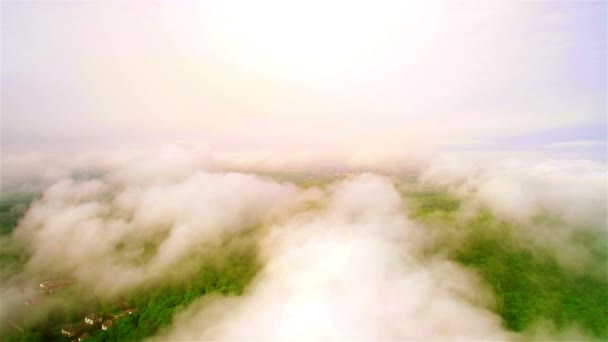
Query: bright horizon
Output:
[[2, 0, 606, 173]]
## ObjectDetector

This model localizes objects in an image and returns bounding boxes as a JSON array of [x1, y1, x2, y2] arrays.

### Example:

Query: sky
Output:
[[1, 0, 606, 171]]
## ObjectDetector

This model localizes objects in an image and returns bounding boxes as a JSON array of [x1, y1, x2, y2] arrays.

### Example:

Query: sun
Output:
[[201, 1, 441, 85]]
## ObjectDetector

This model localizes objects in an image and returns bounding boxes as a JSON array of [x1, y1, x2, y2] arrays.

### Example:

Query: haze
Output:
[[2, 0, 606, 170], [1, 1, 606, 342]]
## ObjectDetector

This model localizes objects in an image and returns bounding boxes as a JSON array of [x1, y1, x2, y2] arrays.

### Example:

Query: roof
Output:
[[62, 325, 78, 332]]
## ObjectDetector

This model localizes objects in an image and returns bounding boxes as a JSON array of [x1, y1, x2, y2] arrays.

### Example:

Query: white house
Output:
[[102, 320, 113, 330], [85, 313, 102, 325], [61, 325, 78, 337]]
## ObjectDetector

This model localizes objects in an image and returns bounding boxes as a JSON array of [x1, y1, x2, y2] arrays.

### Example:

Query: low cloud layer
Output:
[[13, 172, 295, 296], [1, 148, 606, 340], [154, 174, 510, 340], [420, 154, 607, 227], [420, 154, 607, 271]]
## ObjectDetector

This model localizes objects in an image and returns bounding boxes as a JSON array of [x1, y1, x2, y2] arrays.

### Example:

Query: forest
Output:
[[1, 179, 607, 341]]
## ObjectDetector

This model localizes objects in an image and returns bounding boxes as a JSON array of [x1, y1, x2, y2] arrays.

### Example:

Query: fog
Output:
[[1, 1, 606, 340], [420, 154, 607, 271], [12, 169, 295, 296], [152, 174, 510, 340], [1, 147, 605, 340], [2, 1, 606, 162], [420, 154, 607, 227]]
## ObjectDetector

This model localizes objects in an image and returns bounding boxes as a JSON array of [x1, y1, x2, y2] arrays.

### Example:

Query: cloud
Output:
[[11, 167, 296, 298], [1, 144, 421, 194], [419, 153, 607, 270], [421, 155, 607, 226], [2, 147, 605, 339], [153, 174, 511, 341]]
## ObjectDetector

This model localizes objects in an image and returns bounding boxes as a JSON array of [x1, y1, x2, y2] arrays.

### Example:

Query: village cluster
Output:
[[60, 308, 137, 341], [21, 279, 137, 341]]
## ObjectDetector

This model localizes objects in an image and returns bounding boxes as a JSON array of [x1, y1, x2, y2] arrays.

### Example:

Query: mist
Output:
[[1, 147, 606, 340], [1, 1, 606, 341], [152, 174, 510, 340]]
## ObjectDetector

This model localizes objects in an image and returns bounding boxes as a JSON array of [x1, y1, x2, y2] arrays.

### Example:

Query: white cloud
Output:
[[154, 175, 511, 341], [420, 154, 607, 270]]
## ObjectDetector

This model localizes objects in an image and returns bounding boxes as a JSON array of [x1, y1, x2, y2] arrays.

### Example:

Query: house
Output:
[[39, 279, 72, 294], [78, 332, 90, 341], [84, 313, 102, 325], [102, 320, 113, 330], [61, 325, 79, 337]]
